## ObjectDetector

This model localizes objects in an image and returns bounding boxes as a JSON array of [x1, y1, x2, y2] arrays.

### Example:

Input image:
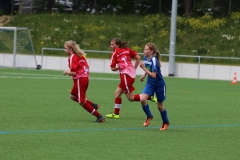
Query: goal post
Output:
[[0, 27, 41, 69]]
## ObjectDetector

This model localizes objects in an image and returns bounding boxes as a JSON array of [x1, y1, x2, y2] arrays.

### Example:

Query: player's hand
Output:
[[63, 70, 68, 76], [139, 75, 145, 82], [111, 66, 119, 72]]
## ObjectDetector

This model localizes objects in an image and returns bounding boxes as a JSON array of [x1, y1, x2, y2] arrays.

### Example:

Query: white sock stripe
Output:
[[91, 109, 96, 115], [115, 104, 121, 109]]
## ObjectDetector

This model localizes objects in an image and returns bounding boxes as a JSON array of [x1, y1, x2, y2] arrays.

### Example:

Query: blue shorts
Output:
[[142, 83, 166, 103]]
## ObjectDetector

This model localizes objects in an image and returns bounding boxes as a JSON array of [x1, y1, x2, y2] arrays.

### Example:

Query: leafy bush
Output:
[[5, 12, 240, 65]]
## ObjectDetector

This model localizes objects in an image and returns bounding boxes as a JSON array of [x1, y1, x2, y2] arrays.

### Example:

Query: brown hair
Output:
[[64, 40, 86, 57], [146, 43, 161, 67], [111, 37, 129, 48]]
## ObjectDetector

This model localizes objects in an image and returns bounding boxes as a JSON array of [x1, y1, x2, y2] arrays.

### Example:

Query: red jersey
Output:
[[110, 47, 137, 78], [68, 53, 89, 79]]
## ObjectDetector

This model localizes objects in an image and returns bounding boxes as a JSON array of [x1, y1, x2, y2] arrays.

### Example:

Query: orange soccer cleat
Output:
[[160, 123, 170, 131], [143, 116, 153, 127]]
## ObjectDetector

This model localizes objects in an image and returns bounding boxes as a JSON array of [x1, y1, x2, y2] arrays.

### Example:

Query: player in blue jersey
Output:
[[136, 42, 170, 130]]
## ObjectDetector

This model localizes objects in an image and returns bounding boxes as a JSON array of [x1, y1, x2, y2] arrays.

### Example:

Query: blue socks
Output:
[[142, 104, 169, 123], [142, 104, 152, 118], [160, 109, 169, 123]]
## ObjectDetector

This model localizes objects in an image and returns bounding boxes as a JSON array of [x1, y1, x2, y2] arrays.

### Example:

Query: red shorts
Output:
[[71, 77, 89, 103], [118, 74, 135, 94]]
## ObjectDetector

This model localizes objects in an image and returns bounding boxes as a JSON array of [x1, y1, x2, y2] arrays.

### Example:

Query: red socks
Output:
[[133, 94, 151, 101], [134, 94, 140, 101], [82, 101, 100, 117], [114, 98, 121, 115]]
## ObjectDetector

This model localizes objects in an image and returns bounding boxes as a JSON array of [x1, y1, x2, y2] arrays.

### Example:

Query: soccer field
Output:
[[0, 68, 240, 160]]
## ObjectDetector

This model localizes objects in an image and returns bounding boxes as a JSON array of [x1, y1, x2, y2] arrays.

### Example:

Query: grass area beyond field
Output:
[[0, 68, 240, 160]]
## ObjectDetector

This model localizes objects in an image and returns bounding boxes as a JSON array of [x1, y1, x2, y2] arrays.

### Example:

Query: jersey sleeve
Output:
[[129, 48, 137, 58], [151, 57, 158, 72], [110, 51, 117, 68], [70, 54, 79, 72]]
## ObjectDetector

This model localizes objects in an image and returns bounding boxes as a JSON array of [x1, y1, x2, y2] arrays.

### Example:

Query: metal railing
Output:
[[41, 47, 240, 79], [163, 54, 240, 78]]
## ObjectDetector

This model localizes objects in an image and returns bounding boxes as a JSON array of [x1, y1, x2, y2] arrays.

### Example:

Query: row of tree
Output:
[[3, 0, 240, 16]]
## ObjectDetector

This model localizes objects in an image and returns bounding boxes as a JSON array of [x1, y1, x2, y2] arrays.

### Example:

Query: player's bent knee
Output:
[[140, 97, 148, 103], [157, 103, 165, 111], [127, 98, 134, 102]]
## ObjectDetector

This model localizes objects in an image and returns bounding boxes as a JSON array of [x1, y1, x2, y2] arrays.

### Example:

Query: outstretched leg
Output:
[[80, 101, 105, 123], [70, 94, 100, 110]]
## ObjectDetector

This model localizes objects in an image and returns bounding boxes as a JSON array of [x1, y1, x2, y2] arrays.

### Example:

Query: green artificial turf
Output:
[[0, 68, 240, 160]]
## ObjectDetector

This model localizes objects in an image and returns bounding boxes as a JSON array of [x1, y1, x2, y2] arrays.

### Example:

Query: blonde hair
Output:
[[146, 43, 161, 67], [64, 40, 86, 57]]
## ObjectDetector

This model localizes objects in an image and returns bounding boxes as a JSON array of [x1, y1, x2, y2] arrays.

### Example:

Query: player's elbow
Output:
[[135, 55, 141, 61], [150, 72, 157, 78]]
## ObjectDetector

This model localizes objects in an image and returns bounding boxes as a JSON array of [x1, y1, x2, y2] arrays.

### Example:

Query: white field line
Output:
[[0, 72, 119, 81], [0, 72, 64, 77]]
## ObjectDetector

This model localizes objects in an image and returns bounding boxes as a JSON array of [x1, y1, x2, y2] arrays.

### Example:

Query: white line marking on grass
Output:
[[0, 72, 119, 80], [90, 77, 119, 81], [1, 123, 240, 135], [0, 72, 62, 77], [0, 76, 119, 81], [0, 76, 69, 79]]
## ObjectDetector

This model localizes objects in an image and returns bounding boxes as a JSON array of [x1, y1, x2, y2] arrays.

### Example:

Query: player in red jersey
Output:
[[63, 40, 105, 122], [106, 37, 141, 119]]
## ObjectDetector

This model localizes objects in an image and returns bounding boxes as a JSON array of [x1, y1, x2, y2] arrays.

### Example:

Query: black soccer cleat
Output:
[[95, 115, 105, 122]]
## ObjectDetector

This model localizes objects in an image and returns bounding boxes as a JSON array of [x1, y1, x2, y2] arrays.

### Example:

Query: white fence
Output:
[[1, 48, 240, 81], [40, 48, 240, 81]]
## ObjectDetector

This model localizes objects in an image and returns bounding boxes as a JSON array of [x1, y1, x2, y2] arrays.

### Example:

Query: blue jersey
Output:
[[142, 56, 166, 102], [143, 56, 165, 87]]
